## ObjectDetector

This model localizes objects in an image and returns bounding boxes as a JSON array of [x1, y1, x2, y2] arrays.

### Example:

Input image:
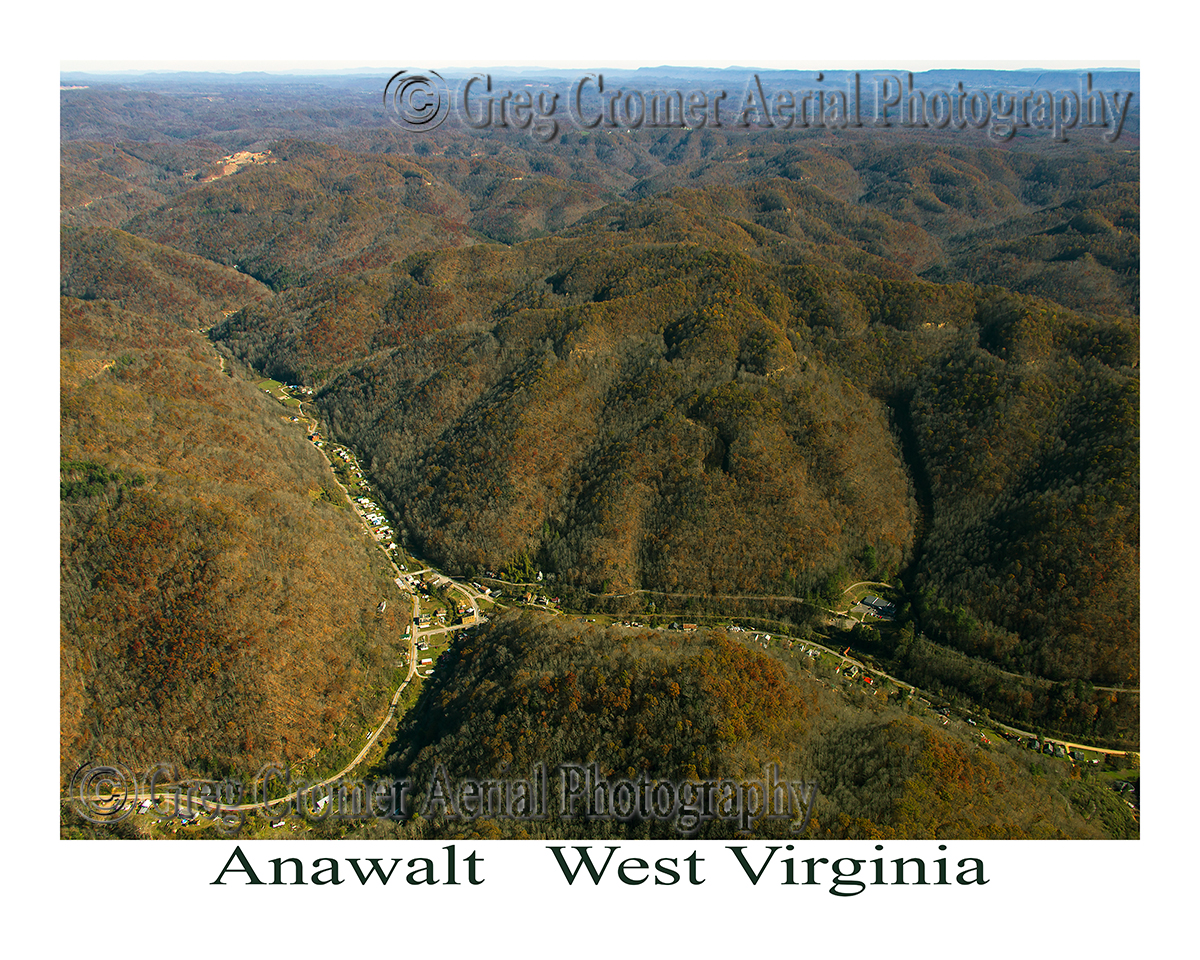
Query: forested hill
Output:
[[375, 611, 1132, 840], [60, 226, 272, 326], [60, 276, 411, 785], [203, 139, 1137, 701], [62, 83, 1138, 780]]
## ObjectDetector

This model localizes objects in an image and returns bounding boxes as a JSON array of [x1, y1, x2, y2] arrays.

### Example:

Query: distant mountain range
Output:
[[60, 71, 1139, 839]]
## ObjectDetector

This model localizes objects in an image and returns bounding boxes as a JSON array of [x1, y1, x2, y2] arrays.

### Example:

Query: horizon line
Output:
[[60, 61, 1141, 76]]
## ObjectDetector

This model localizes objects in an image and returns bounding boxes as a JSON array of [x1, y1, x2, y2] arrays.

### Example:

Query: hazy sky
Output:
[[61, 60, 1139, 73]]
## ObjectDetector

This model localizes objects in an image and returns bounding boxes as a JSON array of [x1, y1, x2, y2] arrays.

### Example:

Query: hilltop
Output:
[[60, 80, 1139, 812], [371, 611, 1132, 839]]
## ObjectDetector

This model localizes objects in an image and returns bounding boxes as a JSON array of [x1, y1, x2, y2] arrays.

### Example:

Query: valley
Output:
[[60, 68, 1139, 840]]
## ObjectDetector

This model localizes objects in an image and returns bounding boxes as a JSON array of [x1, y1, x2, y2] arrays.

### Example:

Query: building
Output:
[[862, 596, 897, 617]]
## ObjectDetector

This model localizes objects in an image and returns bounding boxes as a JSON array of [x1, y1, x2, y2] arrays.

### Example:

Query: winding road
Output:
[[68, 350, 1132, 825]]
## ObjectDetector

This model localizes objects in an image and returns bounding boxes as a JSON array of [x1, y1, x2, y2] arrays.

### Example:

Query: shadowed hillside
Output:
[[60, 84, 1139, 811], [369, 612, 1129, 839]]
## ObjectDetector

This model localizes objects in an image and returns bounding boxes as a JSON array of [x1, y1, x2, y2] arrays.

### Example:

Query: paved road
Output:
[[102, 363, 1128, 816]]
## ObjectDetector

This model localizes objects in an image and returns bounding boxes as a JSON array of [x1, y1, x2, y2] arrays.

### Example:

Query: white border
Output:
[[22, 1, 1186, 953]]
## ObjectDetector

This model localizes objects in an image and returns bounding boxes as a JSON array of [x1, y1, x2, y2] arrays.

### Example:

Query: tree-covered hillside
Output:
[[60, 294, 411, 782], [61, 85, 1138, 810], [208, 159, 1137, 713], [374, 612, 1130, 839]]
